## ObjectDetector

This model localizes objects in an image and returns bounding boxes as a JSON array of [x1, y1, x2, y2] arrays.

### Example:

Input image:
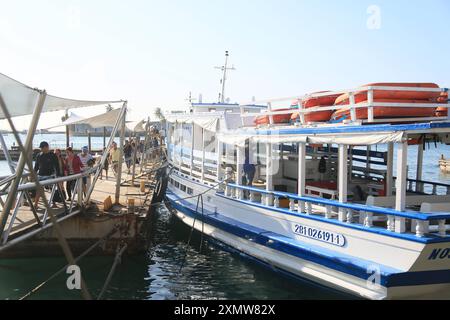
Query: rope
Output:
[[19, 227, 119, 300], [178, 194, 203, 273], [97, 243, 128, 300]]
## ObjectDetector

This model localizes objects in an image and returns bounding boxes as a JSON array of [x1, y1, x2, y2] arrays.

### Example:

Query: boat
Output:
[[255, 108, 294, 125], [331, 99, 438, 122], [436, 92, 449, 117], [331, 83, 444, 122], [291, 91, 341, 123], [335, 83, 441, 105], [163, 83, 450, 300]]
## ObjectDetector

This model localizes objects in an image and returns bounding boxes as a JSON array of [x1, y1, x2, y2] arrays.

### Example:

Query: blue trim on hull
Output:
[[166, 190, 450, 289], [169, 172, 450, 244], [216, 193, 450, 244]]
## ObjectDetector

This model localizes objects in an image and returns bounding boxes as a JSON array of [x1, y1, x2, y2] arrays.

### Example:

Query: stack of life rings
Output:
[[254, 83, 448, 125]]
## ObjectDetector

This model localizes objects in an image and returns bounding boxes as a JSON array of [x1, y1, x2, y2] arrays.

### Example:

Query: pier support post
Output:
[[386, 142, 394, 196], [115, 105, 127, 205], [395, 139, 408, 233], [338, 144, 349, 222], [0, 91, 47, 238], [298, 143, 306, 213]]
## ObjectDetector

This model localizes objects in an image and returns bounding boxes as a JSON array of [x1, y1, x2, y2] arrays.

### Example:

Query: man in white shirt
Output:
[[79, 146, 94, 194]]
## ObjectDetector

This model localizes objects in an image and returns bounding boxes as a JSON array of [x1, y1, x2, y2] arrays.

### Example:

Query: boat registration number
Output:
[[292, 224, 346, 247]]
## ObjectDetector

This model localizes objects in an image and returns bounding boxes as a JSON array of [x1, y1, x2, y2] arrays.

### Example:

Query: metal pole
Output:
[[65, 110, 70, 148], [338, 144, 348, 222], [88, 131, 92, 152], [0, 91, 46, 237], [131, 135, 138, 186], [115, 104, 127, 204], [0, 132, 15, 173], [103, 127, 107, 149]]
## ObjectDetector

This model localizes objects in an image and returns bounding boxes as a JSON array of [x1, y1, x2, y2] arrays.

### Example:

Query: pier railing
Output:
[[224, 183, 450, 239], [0, 167, 101, 247]]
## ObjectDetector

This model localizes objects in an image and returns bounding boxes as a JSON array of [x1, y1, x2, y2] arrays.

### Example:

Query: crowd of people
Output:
[[32, 135, 160, 207]]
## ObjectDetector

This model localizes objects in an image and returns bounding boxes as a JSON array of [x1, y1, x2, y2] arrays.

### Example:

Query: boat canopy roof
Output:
[[0, 73, 123, 119], [218, 122, 450, 146]]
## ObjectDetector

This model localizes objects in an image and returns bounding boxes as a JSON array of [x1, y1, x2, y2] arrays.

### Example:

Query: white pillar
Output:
[[217, 139, 222, 181], [201, 128, 206, 182], [179, 122, 184, 170], [395, 140, 408, 233], [266, 143, 274, 206], [386, 142, 394, 196], [298, 143, 306, 213], [236, 145, 244, 199], [416, 142, 424, 193], [338, 144, 348, 222], [190, 124, 195, 176]]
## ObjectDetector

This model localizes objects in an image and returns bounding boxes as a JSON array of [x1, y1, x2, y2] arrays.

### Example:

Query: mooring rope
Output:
[[19, 227, 119, 300], [97, 243, 128, 300]]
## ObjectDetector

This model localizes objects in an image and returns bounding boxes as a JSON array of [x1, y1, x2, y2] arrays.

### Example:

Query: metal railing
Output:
[[224, 183, 450, 239], [240, 85, 449, 126]]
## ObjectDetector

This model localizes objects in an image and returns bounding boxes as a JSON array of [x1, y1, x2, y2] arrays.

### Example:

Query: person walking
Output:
[[64, 147, 83, 201], [34, 142, 59, 208], [78, 146, 93, 195], [53, 149, 67, 204], [109, 142, 121, 176], [100, 148, 110, 180], [123, 140, 132, 173]]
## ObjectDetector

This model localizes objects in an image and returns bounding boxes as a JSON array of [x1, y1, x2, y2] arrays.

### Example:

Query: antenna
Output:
[[185, 91, 197, 104], [214, 51, 236, 103]]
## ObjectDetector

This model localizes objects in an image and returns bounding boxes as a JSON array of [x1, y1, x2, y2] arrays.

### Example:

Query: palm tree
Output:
[[154, 107, 165, 120]]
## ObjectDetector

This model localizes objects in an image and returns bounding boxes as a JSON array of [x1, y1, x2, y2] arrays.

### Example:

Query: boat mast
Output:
[[215, 51, 235, 103]]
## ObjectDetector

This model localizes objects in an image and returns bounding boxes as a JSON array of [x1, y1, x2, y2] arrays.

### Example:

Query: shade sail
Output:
[[45, 108, 122, 130], [0, 73, 122, 119]]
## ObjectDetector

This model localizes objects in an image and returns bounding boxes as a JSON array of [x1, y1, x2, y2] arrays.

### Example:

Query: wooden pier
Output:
[[0, 159, 165, 258]]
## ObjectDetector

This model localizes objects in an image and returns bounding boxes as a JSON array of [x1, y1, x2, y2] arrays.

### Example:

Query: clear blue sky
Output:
[[0, 0, 449, 129]]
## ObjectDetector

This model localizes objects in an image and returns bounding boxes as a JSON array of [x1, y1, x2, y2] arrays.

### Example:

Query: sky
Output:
[[0, 0, 449, 130]]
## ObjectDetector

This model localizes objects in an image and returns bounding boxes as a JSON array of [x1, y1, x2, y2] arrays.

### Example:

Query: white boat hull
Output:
[[165, 173, 450, 300]]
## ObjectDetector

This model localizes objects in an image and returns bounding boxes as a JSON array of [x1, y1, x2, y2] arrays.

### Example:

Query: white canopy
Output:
[[45, 108, 122, 130], [218, 131, 405, 147], [166, 114, 221, 132], [0, 73, 122, 119], [126, 119, 146, 133]]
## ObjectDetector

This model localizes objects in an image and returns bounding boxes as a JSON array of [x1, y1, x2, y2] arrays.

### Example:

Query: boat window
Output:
[[187, 188, 194, 195], [175, 181, 180, 188], [181, 185, 187, 192]]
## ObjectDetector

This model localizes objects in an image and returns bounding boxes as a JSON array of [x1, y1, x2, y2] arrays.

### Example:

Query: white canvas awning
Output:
[[166, 114, 221, 132], [45, 108, 122, 130], [127, 119, 146, 133], [218, 131, 405, 147], [0, 73, 122, 119]]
